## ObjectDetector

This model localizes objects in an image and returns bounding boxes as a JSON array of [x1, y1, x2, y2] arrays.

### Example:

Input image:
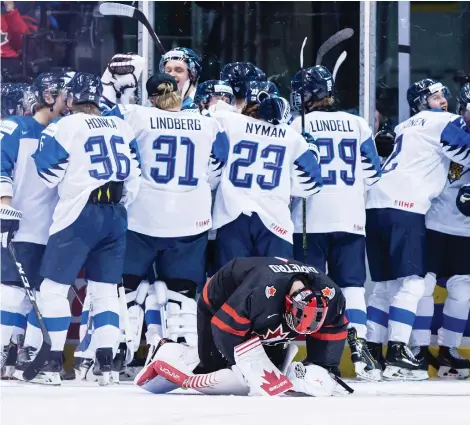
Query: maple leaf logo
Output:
[[265, 285, 276, 298], [255, 324, 290, 343], [321, 286, 335, 300], [260, 370, 293, 396]]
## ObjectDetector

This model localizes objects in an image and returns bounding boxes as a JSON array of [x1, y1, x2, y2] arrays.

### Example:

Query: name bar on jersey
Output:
[[269, 264, 318, 274]]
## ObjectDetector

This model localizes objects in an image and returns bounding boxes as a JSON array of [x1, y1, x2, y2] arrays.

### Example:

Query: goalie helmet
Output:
[[194, 80, 235, 107], [284, 288, 328, 335], [290, 65, 334, 112], [159, 47, 202, 85], [67, 72, 103, 107], [407, 78, 450, 114], [220, 62, 263, 99], [456, 83, 470, 115]]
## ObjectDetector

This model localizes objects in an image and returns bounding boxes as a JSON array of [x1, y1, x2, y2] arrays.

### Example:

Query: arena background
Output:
[[2, 0, 469, 377]]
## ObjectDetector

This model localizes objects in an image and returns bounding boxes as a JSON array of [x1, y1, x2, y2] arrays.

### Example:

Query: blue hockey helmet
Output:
[[290, 65, 334, 112], [245, 80, 280, 105], [456, 183, 470, 217], [456, 83, 470, 115], [407, 78, 450, 114], [220, 62, 263, 99], [1, 83, 36, 117], [67, 72, 103, 107], [253, 65, 267, 82], [194, 80, 235, 107], [33, 72, 67, 107], [159, 47, 202, 85]]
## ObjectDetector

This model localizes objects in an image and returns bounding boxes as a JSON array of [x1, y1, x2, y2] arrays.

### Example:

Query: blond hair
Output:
[[307, 96, 335, 112], [70, 104, 101, 115], [150, 82, 182, 110]]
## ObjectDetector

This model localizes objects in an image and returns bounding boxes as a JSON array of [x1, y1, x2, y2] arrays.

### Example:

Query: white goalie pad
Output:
[[286, 362, 342, 397], [165, 290, 198, 346]]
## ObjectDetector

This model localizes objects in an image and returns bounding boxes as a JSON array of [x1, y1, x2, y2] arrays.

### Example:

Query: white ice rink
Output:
[[2, 379, 470, 425]]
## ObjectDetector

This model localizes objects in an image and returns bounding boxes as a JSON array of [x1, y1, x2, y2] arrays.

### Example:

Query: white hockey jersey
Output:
[[212, 112, 322, 243], [367, 110, 470, 214], [33, 113, 140, 235], [106, 105, 229, 237], [426, 162, 470, 237], [291, 111, 382, 235], [0, 117, 58, 244]]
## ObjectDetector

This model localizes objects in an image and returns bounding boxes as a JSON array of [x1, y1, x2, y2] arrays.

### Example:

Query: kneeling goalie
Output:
[[135, 257, 363, 396]]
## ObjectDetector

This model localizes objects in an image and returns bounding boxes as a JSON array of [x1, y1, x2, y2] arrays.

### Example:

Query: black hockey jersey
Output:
[[201, 257, 348, 368]]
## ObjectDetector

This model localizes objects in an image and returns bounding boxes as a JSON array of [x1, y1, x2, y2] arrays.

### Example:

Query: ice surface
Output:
[[1, 379, 469, 425]]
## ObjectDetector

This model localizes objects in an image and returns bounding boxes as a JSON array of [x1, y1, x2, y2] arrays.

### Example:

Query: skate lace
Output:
[[449, 347, 466, 360], [403, 345, 418, 361]]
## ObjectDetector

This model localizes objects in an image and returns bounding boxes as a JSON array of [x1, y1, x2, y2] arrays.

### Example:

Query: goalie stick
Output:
[[315, 28, 354, 66], [8, 242, 51, 381], [99, 2, 166, 54]]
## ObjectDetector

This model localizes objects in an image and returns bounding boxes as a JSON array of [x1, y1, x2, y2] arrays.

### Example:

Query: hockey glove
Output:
[[457, 183, 470, 217], [0, 204, 22, 248], [101, 53, 145, 104], [259, 96, 293, 125], [301, 132, 320, 162], [374, 128, 396, 158]]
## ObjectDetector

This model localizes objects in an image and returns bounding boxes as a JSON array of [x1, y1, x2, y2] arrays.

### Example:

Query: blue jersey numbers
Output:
[[229, 140, 286, 190]]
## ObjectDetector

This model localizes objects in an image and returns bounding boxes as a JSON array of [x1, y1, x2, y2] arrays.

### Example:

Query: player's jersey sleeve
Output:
[[0, 119, 20, 197], [440, 115, 470, 166], [290, 131, 323, 197], [208, 120, 229, 190], [357, 117, 382, 186], [33, 119, 70, 188]]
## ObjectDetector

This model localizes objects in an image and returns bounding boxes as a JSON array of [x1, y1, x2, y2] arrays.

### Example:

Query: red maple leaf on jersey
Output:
[[256, 324, 290, 343], [321, 286, 335, 300], [259, 370, 293, 396], [265, 286, 276, 298]]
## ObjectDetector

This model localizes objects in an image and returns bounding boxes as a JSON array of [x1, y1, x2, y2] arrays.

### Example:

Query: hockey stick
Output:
[[333, 51, 347, 81], [331, 374, 354, 394], [99, 2, 166, 54], [8, 242, 51, 380], [315, 28, 354, 66], [300, 37, 308, 263]]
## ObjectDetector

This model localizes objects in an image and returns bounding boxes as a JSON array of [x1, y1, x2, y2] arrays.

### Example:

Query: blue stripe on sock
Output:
[[389, 306, 415, 326], [80, 310, 89, 325], [93, 311, 119, 329], [145, 309, 162, 326], [43, 316, 72, 332], [413, 315, 433, 330], [366, 306, 388, 327], [0, 310, 25, 327], [345, 308, 367, 326], [442, 314, 467, 334]]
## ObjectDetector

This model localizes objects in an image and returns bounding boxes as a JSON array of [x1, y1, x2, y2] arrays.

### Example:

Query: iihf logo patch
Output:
[[265, 286, 276, 298]]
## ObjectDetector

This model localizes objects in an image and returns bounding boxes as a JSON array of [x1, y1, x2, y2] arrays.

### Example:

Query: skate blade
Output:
[[13, 370, 61, 386], [438, 366, 469, 380], [355, 363, 382, 382], [383, 365, 428, 381]]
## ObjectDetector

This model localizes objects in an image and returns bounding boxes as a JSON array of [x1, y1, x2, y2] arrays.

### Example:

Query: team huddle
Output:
[[1, 46, 470, 397]]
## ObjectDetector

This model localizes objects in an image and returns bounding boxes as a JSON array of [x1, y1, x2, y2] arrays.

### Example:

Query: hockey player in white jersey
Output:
[[106, 73, 229, 353], [365, 78, 470, 380], [212, 81, 322, 270], [409, 83, 470, 379], [289, 66, 382, 381], [159, 48, 202, 110], [0, 73, 67, 378], [29, 73, 140, 385]]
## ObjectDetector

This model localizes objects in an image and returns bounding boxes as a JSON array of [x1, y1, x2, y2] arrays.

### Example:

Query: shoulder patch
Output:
[[0, 120, 19, 135]]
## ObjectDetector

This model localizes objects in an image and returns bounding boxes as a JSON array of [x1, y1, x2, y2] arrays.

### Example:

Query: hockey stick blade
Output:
[[333, 51, 347, 80], [99, 2, 166, 54], [8, 242, 52, 380], [315, 28, 354, 65], [300, 37, 307, 68]]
